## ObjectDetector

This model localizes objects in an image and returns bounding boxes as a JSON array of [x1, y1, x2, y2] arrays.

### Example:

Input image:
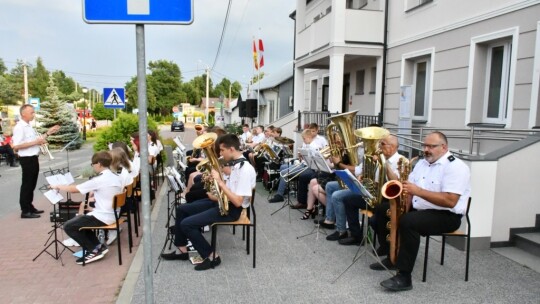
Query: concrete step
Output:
[[514, 232, 540, 258], [492, 246, 540, 273]]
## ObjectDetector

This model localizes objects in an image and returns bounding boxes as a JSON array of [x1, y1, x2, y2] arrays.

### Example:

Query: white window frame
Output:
[[529, 21, 540, 128], [401, 47, 435, 123], [482, 42, 511, 124], [412, 60, 430, 119], [465, 27, 518, 128]]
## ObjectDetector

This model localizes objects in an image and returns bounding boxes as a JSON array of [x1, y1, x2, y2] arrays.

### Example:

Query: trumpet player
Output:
[[161, 134, 256, 271], [12, 104, 60, 219]]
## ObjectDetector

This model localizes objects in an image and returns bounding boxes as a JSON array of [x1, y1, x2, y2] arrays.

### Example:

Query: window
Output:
[[268, 99, 275, 121], [347, 0, 368, 9], [483, 42, 511, 123], [369, 67, 377, 94], [356, 70, 365, 95], [405, 0, 433, 12], [413, 61, 429, 118], [401, 48, 433, 122]]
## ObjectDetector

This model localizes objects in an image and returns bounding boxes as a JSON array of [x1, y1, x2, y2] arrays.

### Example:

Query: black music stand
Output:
[[33, 168, 75, 265], [297, 151, 332, 240], [155, 169, 184, 273], [331, 170, 394, 283], [271, 148, 312, 222]]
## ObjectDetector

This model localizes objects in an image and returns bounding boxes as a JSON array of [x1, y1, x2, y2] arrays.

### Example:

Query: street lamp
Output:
[[82, 87, 88, 140]]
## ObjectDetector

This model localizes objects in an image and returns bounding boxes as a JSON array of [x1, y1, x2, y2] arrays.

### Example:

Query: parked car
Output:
[[171, 120, 185, 132]]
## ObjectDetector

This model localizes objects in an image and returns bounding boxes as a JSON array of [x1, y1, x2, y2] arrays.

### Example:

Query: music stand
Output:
[[297, 151, 333, 240], [331, 169, 394, 283], [271, 148, 313, 221], [155, 171, 183, 273], [33, 169, 75, 265]]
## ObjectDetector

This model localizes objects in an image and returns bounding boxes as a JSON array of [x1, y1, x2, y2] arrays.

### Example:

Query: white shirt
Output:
[[148, 143, 160, 157], [409, 151, 471, 215], [252, 133, 265, 144], [118, 167, 134, 188], [312, 135, 328, 150], [130, 154, 141, 178], [12, 120, 40, 157], [226, 158, 256, 208], [240, 131, 252, 143], [156, 139, 164, 153], [77, 169, 124, 225]]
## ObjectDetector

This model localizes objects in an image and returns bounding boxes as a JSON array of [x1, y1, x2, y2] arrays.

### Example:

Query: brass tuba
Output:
[[193, 132, 230, 215], [353, 126, 389, 208], [325, 110, 362, 188], [381, 156, 417, 265]]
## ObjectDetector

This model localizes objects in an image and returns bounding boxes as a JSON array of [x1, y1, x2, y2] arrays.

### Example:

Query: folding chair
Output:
[[422, 197, 472, 282], [211, 189, 257, 268]]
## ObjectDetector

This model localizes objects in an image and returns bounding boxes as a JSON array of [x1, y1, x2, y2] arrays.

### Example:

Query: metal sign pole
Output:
[[135, 24, 154, 304]]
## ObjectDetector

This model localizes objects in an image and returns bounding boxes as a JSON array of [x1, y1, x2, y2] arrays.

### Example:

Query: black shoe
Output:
[[318, 221, 335, 229], [160, 251, 189, 260], [338, 236, 362, 246], [380, 274, 412, 291], [370, 257, 397, 271], [10, 163, 18, 167], [268, 194, 284, 203], [31, 209, 45, 214], [194, 256, 221, 271], [21, 212, 40, 219], [374, 246, 388, 257], [326, 231, 347, 241]]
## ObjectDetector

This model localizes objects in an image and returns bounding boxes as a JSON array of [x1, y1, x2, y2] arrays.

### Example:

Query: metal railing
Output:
[[297, 111, 382, 135]]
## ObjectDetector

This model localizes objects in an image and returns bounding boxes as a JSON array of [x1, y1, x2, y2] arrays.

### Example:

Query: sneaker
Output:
[[76, 248, 105, 265], [194, 256, 221, 271], [106, 230, 118, 245], [100, 245, 109, 255], [268, 194, 284, 203], [326, 231, 348, 241], [160, 250, 189, 260], [338, 236, 362, 246], [62, 238, 80, 247]]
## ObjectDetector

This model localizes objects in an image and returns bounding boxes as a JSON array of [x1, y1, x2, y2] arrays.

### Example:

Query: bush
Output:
[[225, 123, 242, 135], [93, 113, 158, 152]]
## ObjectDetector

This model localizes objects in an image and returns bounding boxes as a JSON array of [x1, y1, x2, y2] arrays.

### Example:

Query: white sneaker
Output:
[[62, 238, 80, 247], [106, 230, 118, 245]]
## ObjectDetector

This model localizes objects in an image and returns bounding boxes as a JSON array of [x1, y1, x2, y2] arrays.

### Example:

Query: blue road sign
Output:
[[103, 88, 126, 109], [29, 97, 40, 110], [83, 0, 193, 24]]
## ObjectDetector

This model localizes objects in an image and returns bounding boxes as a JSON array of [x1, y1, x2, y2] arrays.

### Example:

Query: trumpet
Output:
[[35, 131, 54, 160]]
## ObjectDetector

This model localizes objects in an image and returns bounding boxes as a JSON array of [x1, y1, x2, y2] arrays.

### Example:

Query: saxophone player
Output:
[[12, 104, 60, 219], [379, 131, 471, 291], [161, 134, 256, 271]]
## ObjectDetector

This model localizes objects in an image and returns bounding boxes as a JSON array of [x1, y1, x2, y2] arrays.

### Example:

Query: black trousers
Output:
[[396, 209, 462, 272], [0, 145, 16, 164], [64, 215, 106, 251], [19, 155, 39, 213]]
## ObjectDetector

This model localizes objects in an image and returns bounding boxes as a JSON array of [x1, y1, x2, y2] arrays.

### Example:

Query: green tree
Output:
[[37, 77, 82, 150], [213, 78, 243, 99], [29, 57, 50, 102], [91, 101, 115, 120], [93, 113, 158, 152], [0, 58, 6, 75], [52, 70, 76, 96]]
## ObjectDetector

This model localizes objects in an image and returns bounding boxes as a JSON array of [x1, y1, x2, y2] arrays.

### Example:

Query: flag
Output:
[[252, 40, 259, 70], [258, 39, 264, 69]]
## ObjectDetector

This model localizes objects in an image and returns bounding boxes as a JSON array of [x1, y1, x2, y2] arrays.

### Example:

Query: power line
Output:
[[211, 0, 232, 71]]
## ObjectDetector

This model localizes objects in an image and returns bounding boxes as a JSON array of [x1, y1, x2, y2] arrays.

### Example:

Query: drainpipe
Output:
[[379, 0, 389, 125], [290, 11, 297, 128]]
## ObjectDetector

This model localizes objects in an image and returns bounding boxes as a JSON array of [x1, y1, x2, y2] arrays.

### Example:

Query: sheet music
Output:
[[167, 175, 180, 192], [46, 174, 69, 186], [44, 190, 64, 205], [334, 170, 374, 199], [311, 151, 333, 174], [173, 137, 186, 151], [63, 172, 75, 184]]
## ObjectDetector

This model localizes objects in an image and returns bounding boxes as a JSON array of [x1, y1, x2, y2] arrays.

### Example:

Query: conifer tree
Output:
[[37, 76, 82, 150]]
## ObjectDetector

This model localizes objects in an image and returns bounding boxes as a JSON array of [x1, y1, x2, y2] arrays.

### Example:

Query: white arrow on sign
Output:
[[128, 0, 150, 15]]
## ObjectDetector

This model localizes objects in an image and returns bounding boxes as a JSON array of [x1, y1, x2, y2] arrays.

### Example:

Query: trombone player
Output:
[[12, 104, 60, 219]]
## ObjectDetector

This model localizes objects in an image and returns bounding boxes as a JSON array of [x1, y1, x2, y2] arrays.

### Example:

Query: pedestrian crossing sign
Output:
[[103, 88, 126, 109]]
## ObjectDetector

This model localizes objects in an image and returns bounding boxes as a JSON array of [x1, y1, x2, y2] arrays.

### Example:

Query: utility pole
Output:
[[205, 67, 210, 124], [23, 63, 29, 104]]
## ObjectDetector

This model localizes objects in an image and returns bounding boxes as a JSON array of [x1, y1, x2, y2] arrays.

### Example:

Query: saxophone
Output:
[[381, 156, 416, 264], [193, 132, 229, 216]]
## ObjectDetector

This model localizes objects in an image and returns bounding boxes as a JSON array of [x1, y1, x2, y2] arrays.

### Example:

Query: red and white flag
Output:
[[252, 38, 264, 70]]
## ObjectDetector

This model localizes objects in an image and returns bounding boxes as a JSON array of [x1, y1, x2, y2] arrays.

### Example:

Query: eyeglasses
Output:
[[421, 144, 443, 149], [91, 162, 98, 166]]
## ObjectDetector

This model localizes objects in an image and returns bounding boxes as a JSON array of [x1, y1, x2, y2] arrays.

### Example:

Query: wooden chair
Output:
[[210, 189, 257, 268], [121, 182, 135, 251], [79, 190, 127, 266], [422, 197, 472, 282]]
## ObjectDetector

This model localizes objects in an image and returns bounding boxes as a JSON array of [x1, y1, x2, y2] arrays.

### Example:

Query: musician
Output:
[[239, 124, 251, 144], [251, 126, 275, 179], [51, 151, 124, 265], [12, 104, 59, 219], [340, 135, 402, 247], [0, 131, 18, 167], [161, 134, 256, 271], [293, 123, 328, 209], [379, 131, 471, 291]]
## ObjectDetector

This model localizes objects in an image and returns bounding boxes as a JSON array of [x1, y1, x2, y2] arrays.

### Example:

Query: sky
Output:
[[0, 0, 296, 94]]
